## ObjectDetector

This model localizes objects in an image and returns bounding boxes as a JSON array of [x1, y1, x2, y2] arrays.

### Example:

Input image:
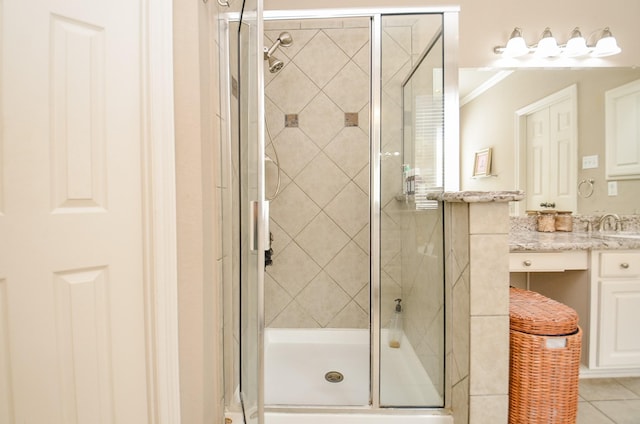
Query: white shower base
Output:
[[225, 411, 452, 424], [265, 328, 442, 407]]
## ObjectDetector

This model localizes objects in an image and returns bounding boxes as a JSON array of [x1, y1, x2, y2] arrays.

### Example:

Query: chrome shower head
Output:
[[264, 32, 293, 73], [267, 55, 284, 73]]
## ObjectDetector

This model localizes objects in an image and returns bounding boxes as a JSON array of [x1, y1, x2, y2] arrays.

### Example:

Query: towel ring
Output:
[[578, 178, 594, 198]]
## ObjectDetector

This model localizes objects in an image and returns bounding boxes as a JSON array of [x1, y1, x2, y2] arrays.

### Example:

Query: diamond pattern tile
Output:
[[353, 42, 370, 75], [354, 285, 370, 313], [295, 212, 350, 267], [297, 271, 351, 327], [358, 104, 370, 134], [267, 242, 320, 297], [269, 300, 320, 328], [353, 163, 369, 194], [293, 30, 349, 88], [327, 301, 369, 328], [265, 154, 291, 201], [262, 19, 380, 330], [265, 63, 319, 112], [323, 61, 369, 113], [325, 27, 370, 57], [324, 127, 369, 178], [382, 61, 411, 107], [383, 25, 411, 54], [295, 152, 349, 208], [353, 224, 370, 254], [325, 241, 368, 297], [265, 97, 285, 138], [268, 220, 292, 259], [272, 128, 319, 178], [381, 31, 410, 85], [270, 183, 320, 237], [298, 92, 344, 148], [264, 273, 292, 325], [325, 182, 369, 238]]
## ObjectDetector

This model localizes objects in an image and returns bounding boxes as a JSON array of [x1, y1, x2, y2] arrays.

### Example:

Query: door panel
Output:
[[238, 1, 265, 423], [525, 97, 576, 212], [0, 1, 149, 422]]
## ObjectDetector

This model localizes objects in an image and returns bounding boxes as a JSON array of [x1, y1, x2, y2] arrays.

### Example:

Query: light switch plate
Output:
[[582, 155, 598, 169], [608, 181, 618, 196]]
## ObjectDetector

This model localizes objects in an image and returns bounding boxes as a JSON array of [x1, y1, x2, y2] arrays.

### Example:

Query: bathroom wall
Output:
[[263, 17, 371, 329], [173, 0, 225, 422]]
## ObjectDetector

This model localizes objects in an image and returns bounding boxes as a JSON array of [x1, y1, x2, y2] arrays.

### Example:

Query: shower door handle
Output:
[[249, 200, 270, 252]]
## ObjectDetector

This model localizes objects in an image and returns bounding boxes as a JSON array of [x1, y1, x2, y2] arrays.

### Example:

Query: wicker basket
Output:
[[510, 287, 578, 335], [509, 287, 582, 424]]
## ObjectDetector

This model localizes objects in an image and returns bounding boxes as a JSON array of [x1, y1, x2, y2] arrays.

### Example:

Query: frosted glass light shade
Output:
[[592, 31, 621, 57], [564, 28, 590, 57], [503, 36, 529, 57], [535, 28, 560, 57]]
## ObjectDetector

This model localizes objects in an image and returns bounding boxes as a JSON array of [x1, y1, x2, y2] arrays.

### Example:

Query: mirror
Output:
[[460, 67, 640, 215]]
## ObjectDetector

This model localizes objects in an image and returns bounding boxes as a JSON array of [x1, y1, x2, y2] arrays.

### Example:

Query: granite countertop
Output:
[[509, 231, 640, 252], [427, 190, 525, 203]]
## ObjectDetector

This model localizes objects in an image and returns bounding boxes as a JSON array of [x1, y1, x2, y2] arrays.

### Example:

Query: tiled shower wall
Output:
[[263, 18, 372, 328]]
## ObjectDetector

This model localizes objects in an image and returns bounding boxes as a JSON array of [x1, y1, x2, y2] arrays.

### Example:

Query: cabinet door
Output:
[[598, 279, 640, 367], [605, 79, 640, 180]]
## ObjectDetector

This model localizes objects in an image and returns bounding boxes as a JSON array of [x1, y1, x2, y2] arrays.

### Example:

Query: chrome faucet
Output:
[[598, 213, 621, 232]]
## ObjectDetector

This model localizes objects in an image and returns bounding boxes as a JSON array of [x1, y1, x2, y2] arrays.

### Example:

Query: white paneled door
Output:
[[524, 86, 577, 213], [0, 0, 150, 422]]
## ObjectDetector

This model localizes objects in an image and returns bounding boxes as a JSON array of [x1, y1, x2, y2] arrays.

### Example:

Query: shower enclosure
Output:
[[221, 6, 459, 423]]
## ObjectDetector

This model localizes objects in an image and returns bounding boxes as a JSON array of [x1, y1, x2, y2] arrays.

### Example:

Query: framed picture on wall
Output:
[[473, 148, 492, 177]]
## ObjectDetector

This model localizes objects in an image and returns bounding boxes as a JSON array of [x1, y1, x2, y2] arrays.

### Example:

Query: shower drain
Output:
[[324, 371, 344, 383]]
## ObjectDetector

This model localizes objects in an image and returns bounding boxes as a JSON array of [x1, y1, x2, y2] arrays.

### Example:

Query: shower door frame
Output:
[[223, 6, 460, 418]]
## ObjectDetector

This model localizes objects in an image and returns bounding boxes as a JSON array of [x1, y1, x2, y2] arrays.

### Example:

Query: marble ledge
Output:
[[426, 190, 525, 203], [510, 231, 640, 252]]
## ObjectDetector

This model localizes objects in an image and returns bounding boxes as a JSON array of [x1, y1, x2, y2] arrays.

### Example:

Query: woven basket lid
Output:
[[509, 287, 578, 336]]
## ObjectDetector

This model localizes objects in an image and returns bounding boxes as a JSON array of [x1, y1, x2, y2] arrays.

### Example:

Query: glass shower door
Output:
[[379, 13, 445, 408], [238, 1, 265, 423]]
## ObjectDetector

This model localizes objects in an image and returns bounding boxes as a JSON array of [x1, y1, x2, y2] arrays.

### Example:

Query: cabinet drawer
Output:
[[509, 251, 588, 272], [600, 252, 640, 277]]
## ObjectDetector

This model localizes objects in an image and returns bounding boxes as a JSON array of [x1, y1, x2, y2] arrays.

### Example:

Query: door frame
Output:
[[140, 0, 181, 422]]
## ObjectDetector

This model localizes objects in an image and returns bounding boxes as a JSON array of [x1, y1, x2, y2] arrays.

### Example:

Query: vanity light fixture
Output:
[[494, 26, 622, 58]]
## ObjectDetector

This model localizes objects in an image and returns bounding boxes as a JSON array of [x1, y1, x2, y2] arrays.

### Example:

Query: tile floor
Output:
[[578, 377, 640, 423]]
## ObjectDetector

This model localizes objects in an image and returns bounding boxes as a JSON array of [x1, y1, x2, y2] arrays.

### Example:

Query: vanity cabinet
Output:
[[589, 250, 640, 369], [509, 251, 588, 272]]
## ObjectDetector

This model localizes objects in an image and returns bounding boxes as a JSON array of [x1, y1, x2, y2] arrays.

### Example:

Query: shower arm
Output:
[[264, 40, 283, 58], [264, 32, 293, 59]]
